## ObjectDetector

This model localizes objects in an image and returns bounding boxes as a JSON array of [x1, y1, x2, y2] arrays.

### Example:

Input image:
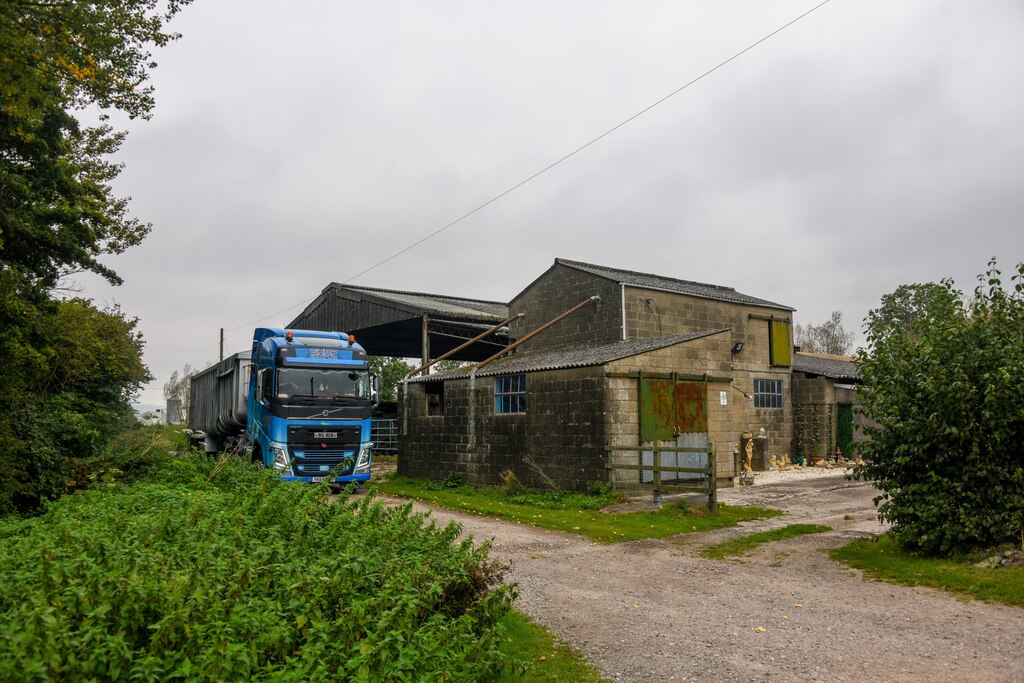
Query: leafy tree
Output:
[[0, 298, 152, 514], [432, 359, 473, 374], [0, 0, 191, 293], [369, 356, 413, 402], [163, 364, 192, 424], [795, 310, 856, 355], [0, 1, 187, 513], [855, 260, 1024, 556]]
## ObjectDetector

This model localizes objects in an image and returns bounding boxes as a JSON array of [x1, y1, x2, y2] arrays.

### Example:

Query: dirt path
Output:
[[388, 476, 1024, 682]]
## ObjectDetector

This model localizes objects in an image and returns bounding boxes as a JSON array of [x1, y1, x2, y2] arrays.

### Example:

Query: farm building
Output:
[[397, 258, 798, 490], [289, 283, 511, 365], [791, 351, 865, 461]]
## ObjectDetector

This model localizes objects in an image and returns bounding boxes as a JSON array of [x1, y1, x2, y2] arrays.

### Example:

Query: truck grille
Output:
[[287, 425, 360, 448], [291, 454, 355, 477], [287, 425, 360, 477]]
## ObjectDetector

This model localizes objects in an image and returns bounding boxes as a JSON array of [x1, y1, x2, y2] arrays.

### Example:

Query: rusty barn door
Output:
[[639, 377, 709, 484]]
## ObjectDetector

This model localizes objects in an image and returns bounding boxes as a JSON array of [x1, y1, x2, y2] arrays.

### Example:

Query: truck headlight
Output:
[[270, 443, 291, 474], [355, 442, 373, 474]]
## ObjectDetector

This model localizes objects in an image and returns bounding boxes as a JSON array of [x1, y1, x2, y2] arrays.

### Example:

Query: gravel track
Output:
[[390, 473, 1024, 682]]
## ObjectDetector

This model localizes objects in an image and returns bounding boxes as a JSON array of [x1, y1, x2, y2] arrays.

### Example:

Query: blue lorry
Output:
[[188, 327, 377, 485]]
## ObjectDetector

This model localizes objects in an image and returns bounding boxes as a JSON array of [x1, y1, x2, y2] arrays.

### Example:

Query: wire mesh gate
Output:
[[371, 419, 398, 454]]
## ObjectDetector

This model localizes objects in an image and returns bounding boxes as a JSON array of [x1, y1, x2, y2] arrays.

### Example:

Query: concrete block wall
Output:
[[790, 374, 838, 459], [604, 332, 740, 479], [493, 367, 606, 490], [507, 265, 622, 351], [623, 288, 787, 365], [398, 379, 473, 482], [834, 386, 856, 404], [624, 288, 794, 459], [398, 366, 608, 491], [399, 266, 799, 488], [742, 373, 793, 461], [792, 374, 836, 406], [399, 334, 792, 487], [604, 374, 639, 487]]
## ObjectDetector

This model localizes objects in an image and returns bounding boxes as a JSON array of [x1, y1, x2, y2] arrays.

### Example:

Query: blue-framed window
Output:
[[754, 379, 783, 408], [495, 374, 526, 414]]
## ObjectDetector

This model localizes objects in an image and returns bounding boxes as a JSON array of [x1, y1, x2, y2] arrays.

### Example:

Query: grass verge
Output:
[[700, 524, 832, 559], [831, 535, 1024, 608], [492, 611, 609, 682], [374, 476, 781, 543]]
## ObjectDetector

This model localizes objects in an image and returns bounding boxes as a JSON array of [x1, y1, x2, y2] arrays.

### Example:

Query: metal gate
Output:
[[607, 372, 717, 510], [639, 378, 708, 483], [371, 418, 398, 454]]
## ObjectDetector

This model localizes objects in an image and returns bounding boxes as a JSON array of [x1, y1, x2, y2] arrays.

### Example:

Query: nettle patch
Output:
[[0, 457, 516, 680]]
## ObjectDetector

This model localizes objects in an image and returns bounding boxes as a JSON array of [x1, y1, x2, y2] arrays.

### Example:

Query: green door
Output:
[[836, 403, 854, 455], [639, 379, 708, 441], [639, 379, 708, 484]]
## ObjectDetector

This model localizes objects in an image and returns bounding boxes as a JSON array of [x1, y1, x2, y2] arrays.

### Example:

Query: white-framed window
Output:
[[754, 379, 783, 408], [494, 374, 526, 414]]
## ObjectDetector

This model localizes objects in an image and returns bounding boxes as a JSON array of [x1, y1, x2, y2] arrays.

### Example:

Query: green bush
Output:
[[856, 260, 1024, 556], [65, 423, 187, 492], [442, 471, 466, 489], [499, 469, 526, 496], [0, 293, 152, 515], [0, 455, 516, 680]]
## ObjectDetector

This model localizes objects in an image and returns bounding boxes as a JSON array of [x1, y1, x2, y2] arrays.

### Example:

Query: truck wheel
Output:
[[251, 445, 264, 468]]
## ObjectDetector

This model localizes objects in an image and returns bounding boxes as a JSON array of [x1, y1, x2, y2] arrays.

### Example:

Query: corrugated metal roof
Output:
[[409, 329, 729, 382], [556, 258, 794, 311], [331, 284, 508, 320], [793, 352, 861, 381]]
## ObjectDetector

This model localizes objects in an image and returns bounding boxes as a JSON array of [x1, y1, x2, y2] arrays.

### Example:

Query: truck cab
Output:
[[246, 327, 375, 485]]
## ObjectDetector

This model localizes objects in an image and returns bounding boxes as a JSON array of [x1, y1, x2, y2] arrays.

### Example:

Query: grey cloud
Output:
[[71, 0, 1024, 407]]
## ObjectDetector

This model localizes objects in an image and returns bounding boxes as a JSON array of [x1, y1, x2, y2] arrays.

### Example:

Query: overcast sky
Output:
[[72, 0, 1024, 408]]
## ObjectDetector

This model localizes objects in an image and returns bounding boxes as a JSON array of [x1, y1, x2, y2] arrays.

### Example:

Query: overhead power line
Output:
[[227, 0, 834, 333]]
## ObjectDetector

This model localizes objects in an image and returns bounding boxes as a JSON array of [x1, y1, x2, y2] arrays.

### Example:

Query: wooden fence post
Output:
[[652, 444, 662, 504], [708, 444, 718, 513]]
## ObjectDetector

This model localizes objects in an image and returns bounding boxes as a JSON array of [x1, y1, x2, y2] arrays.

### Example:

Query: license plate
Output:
[[313, 431, 337, 439], [311, 476, 325, 483]]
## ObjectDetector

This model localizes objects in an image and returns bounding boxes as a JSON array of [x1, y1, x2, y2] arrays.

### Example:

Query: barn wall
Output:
[[604, 332, 741, 479], [507, 265, 623, 352], [623, 287, 794, 459], [398, 365, 607, 491]]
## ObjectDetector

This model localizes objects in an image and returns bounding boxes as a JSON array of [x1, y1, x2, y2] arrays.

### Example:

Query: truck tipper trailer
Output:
[[188, 327, 376, 485]]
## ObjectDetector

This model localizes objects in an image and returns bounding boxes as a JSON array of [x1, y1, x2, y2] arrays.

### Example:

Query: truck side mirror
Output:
[[371, 373, 381, 406]]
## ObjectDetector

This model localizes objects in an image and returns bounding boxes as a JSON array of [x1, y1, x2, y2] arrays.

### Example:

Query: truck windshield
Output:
[[276, 368, 371, 400]]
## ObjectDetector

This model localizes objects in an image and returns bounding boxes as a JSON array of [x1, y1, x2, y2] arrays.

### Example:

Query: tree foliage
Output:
[[855, 260, 1024, 556], [0, 292, 152, 514], [0, 1, 186, 513], [795, 310, 856, 355], [163, 364, 192, 424], [432, 359, 473, 374], [369, 356, 412, 403], [0, 0, 191, 292]]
